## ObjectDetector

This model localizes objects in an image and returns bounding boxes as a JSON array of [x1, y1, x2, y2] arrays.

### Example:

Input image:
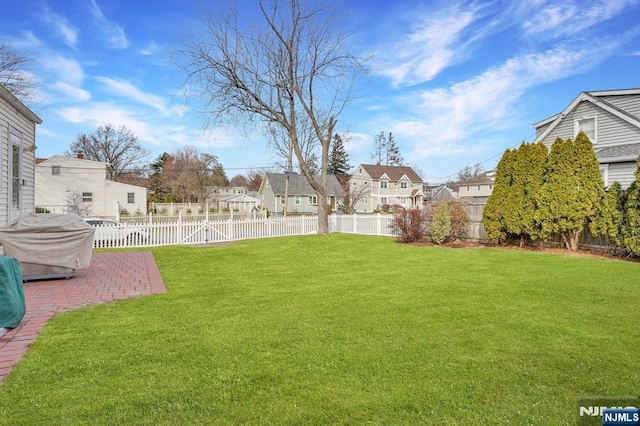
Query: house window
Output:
[[11, 145, 20, 208], [280, 196, 285, 205], [127, 192, 135, 203], [82, 192, 93, 202], [477, 185, 481, 191], [295, 196, 301, 205], [362, 197, 368, 205], [380, 180, 388, 188], [309, 195, 318, 205], [600, 164, 609, 187], [399, 197, 407, 204], [400, 181, 407, 189], [574, 117, 597, 143], [52, 165, 61, 175], [381, 197, 387, 204]]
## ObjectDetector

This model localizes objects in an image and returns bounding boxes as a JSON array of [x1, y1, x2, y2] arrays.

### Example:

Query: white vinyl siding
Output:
[[609, 162, 636, 190]]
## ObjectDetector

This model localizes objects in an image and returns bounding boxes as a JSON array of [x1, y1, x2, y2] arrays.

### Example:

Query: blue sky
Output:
[[2, 0, 640, 182]]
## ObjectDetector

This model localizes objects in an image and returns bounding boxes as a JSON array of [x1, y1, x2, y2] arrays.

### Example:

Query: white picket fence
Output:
[[91, 214, 399, 249]]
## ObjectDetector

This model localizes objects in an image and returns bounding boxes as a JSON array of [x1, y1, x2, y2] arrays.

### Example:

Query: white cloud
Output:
[[140, 42, 163, 56], [55, 102, 236, 153], [375, 2, 489, 87], [95, 77, 170, 114], [88, 0, 129, 49], [396, 38, 622, 160], [51, 82, 90, 101], [40, 55, 85, 85], [522, 0, 635, 38], [41, 7, 78, 47]]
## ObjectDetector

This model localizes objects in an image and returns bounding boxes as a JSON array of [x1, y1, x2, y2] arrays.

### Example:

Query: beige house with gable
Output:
[[350, 164, 424, 212], [0, 85, 42, 225]]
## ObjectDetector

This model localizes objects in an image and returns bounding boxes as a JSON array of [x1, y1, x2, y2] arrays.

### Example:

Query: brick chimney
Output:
[[77, 152, 84, 159]]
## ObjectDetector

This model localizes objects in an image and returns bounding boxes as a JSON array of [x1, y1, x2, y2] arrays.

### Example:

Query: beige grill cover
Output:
[[0, 214, 94, 269]]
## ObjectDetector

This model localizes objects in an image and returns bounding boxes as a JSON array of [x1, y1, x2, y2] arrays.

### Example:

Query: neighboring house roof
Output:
[[219, 194, 260, 203], [533, 88, 640, 142], [0, 84, 42, 125], [37, 155, 109, 167], [424, 185, 456, 202], [460, 173, 495, 185], [358, 164, 423, 182], [596, 143, 640, 162], [261, 173, 345, 196]]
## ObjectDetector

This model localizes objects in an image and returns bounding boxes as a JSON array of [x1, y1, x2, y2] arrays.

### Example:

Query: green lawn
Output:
[[0, 234, 638, 425]]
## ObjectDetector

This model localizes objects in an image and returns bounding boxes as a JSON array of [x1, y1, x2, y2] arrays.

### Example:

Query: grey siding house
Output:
[[0, 85, 42, 225], [533, 89, 640, 189], [259, 173, 345, 214]]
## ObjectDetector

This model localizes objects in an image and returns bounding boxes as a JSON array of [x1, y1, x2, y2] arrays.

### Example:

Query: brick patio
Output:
[[0, 251, 166, 383]]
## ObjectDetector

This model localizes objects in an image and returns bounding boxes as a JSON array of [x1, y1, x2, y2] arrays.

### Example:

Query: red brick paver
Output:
[[0, 251, 166, 383]]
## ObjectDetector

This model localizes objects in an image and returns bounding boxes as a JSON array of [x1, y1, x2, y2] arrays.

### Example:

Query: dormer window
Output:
[[574, 116, 597, 144], [380, 180, 388, 188], [400, 181, 407, 189]]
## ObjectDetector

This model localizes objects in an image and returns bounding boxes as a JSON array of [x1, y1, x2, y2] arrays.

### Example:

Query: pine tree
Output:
[[622, 158, 640, 256], [540, 132, 604, 251], [386, 132, 404, 166], [483, 148, 516, 244], [327, 133, 351, 185], [430, 202, 451, 245], [591, 181, 624, 251], [505, 142, 548, 246], [371, 131, 386, 165]]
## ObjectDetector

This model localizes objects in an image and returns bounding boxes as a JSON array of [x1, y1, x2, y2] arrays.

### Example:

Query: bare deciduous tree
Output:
[[65, 190, 93, 217], [342, 180, 370, 214], [170, 145, 221, 211], [0, 38, 36, 100], [176, 0, 366, 234], [67, 124, 150, 181], [457, 163, 485, 182]]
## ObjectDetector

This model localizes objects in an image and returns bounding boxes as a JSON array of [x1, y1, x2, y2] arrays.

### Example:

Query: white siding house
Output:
[[35, 155, 147, 217], [0, 85, 42, 225], [533, 89, 640, 189]]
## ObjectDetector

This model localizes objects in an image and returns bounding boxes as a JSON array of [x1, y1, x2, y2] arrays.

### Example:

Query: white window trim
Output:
[[294, 196, 301, 205], [308, 195, 318, 205], [9, 127, 23, 212], [380, 180, 388, 188], [574, 116, 597, 144], [600, 164, 609, 188]]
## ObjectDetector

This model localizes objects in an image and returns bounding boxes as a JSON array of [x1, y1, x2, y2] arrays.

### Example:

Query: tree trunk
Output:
[[317, 193, 329, 235], [519, 233, 525, 248]]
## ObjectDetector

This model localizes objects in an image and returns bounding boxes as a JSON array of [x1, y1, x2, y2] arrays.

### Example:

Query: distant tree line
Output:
[[484, 131, 640, 255]]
